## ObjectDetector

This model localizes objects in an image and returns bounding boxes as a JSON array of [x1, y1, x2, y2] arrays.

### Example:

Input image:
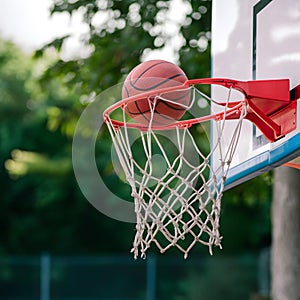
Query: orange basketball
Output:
[[122, 60, 190, 125]]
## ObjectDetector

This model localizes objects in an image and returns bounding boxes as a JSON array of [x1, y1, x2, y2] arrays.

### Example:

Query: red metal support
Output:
[[201, 78, 298, 142]]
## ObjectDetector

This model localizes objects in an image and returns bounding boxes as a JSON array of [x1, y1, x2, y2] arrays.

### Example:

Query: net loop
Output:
[[105, 83, 247, 259]]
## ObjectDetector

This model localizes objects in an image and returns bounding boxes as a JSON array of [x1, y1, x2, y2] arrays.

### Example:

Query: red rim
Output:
[[103, 78, 246, 130], [103, 77, 295, 139]]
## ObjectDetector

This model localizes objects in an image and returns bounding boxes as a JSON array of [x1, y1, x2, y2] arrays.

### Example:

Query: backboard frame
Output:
[[211, 0, 300, 189]]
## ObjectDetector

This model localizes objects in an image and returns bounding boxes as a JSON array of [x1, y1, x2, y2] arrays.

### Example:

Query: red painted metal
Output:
[[103, 78, 299, 142]]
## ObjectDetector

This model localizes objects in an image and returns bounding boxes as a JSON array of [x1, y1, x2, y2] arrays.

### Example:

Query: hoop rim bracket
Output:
[[213, 79, 298, 142]]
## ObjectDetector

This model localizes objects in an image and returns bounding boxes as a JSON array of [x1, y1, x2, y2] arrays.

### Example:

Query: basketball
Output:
[[122, 60, 190, 125]]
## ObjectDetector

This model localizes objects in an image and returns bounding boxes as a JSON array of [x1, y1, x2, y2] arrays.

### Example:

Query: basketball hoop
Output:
[[103, 78, 297, 259]]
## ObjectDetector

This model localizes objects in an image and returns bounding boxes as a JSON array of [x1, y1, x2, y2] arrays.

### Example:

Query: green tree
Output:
[[37, 0, 212, 92], [1, 39, 133, 254]]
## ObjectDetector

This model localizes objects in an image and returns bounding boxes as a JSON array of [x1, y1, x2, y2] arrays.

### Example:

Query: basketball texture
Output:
[[122, 60, 189, 125]]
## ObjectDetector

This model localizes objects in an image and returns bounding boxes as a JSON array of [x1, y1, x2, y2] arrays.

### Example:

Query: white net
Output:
[[105, 85, 247, 259]]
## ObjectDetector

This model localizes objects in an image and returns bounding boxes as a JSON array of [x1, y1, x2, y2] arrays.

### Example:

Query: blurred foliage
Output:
[[0, 39, 132, 255], [173, 255, 258, 300], [0, 0, 271, 256], [221, 173, 272, 253]]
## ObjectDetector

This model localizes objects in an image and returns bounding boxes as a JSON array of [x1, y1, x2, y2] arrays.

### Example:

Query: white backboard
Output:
[[211, 0, 300, 188]]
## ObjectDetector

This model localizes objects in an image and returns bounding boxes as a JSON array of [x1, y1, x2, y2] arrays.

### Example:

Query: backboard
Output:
[[211, 0, 300, 189]]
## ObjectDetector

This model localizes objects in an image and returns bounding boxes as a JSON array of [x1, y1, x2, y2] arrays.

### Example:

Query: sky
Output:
[[0, 0, 90, 59], [0, 0, 70, 50], [0, 0, 188, 62]]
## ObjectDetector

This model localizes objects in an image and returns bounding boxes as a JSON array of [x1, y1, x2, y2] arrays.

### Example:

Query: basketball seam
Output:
[[129, 74, 186, 91], [131, 102, 152, 125], [156, 101, 186, 111], [132, 61, 168, 85], [123, 85, 130, 97]]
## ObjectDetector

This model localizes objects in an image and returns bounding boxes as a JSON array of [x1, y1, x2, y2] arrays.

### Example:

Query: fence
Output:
[[0, 252, 269, 300]]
